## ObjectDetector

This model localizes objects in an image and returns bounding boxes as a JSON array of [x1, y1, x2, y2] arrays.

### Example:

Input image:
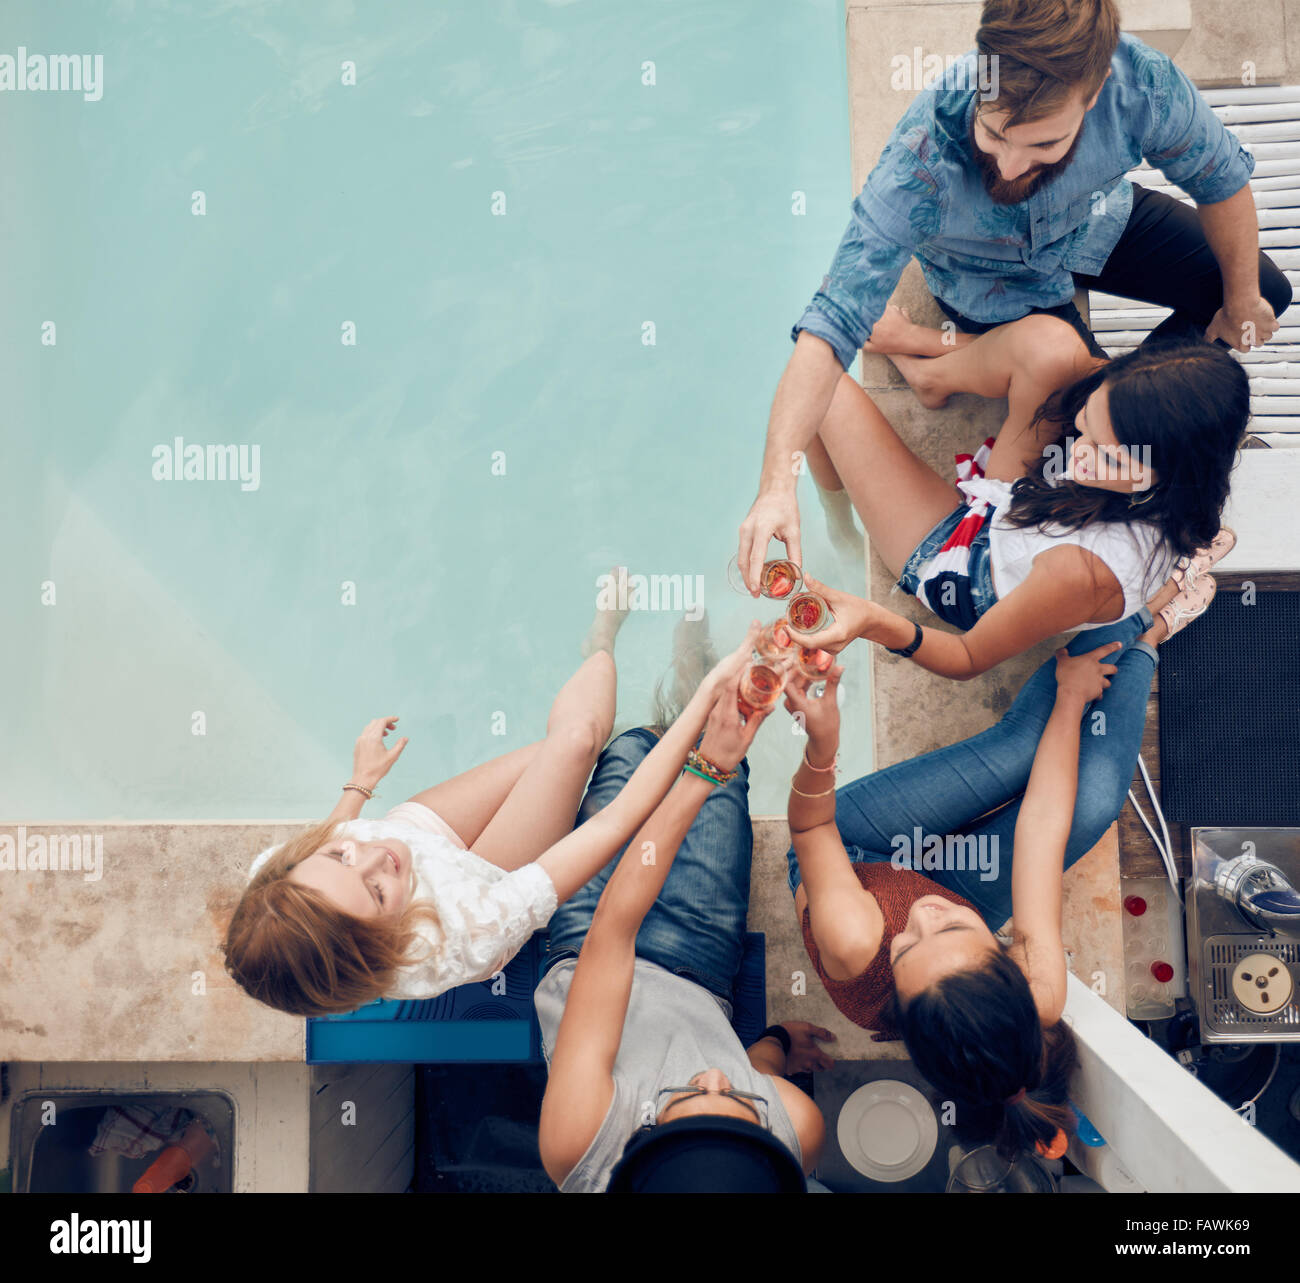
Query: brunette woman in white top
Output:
[[780, 332, 1247, 675]]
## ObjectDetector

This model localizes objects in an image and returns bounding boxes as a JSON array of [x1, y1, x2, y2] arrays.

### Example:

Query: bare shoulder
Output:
[[767, 1075, 826, 1174]]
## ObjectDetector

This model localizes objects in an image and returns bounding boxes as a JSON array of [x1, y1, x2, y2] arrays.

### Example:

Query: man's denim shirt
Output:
[[793, 33, 1256, 369]]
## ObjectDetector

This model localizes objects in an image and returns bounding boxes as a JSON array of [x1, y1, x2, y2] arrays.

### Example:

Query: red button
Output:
[[1151, 961, 1174, 983], [1124, 896, 1147, 916]]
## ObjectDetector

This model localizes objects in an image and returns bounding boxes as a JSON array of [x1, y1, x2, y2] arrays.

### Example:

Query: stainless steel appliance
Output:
[[1186, 828, 1300, 1043]]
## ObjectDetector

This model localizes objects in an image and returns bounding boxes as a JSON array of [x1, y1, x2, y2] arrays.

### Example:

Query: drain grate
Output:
[[1203, 936, 1300, 1038]]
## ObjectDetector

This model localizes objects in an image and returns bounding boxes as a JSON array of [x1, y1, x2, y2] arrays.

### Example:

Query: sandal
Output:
[[1156, 574, 1217, 641], [1169, 526, 1236, 593]]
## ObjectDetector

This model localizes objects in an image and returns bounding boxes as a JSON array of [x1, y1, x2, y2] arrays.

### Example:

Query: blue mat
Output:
[[307, 932, 768, 1064]]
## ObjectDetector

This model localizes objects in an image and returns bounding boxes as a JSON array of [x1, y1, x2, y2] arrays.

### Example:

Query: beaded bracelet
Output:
[[342, 782, 374, 799], [685, 747, 737, 786]]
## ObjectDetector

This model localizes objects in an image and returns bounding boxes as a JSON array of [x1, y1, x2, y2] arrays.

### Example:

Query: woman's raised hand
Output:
[[351, 715, 410, 789], [785, 574, 878, 654], [1053, 642, 1123, 706], [700, 621, 764, 692], [698, 662, 775, 773], [782, 666, 844, 745]]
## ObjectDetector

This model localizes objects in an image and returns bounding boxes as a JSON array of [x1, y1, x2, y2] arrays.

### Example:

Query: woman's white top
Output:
[[960, 475, 1177, 630], [248, 816, 557, 1000]]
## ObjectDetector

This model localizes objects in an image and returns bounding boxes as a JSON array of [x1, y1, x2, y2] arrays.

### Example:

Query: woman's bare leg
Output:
[[408, 572, 629, 858], [802, 434, 865, 559], [813, 372, 964, 579], [470, 589, 628, 871], [887, 315, 1103, 482], [404, 741, 544, 849]]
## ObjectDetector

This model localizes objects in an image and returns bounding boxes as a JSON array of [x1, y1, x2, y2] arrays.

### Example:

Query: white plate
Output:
[[836, 1079, 939, 1183]]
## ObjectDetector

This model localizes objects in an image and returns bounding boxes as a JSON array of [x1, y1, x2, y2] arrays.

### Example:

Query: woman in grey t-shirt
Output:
[[535, 642, 830, 1192]]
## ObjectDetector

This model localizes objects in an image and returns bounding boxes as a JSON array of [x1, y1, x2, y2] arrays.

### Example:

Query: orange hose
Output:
[[133, 1144, 193, 1194]]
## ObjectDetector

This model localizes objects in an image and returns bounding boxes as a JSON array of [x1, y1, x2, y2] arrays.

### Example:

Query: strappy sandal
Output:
[[1169, 526, 1236, 593], [1157, 574, 1217, 640]]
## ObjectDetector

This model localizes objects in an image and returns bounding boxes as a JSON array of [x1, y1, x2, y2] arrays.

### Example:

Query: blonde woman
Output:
[[224, 607, 758, 1017]]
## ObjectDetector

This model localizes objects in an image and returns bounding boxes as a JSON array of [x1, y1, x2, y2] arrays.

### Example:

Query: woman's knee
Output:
[[548, 717, 607, 767], [1010, 314, 1091, 381], [1073, 757, 1132, 846]]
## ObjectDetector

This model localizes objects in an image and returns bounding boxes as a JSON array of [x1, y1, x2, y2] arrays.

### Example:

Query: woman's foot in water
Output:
[[583, 565, 632, 657], [816, 481, 865, 564], [651, 612, 717, 730]]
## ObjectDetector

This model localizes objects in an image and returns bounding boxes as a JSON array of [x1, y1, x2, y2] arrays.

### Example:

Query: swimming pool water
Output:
[[4, 0, 869, 820]]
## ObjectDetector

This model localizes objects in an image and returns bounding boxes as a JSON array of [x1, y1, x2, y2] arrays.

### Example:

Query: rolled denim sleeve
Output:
[[1141, 50, 1254, 203], [791, 141, 932, 369]]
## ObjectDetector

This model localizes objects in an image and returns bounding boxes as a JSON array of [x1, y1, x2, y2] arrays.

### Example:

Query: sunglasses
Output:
[[655, 1085, 769, 1129]]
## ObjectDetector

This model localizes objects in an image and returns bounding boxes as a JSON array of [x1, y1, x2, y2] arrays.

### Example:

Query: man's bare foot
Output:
[[891, 352, 951, 409], [863, 304, 975, 358], [583, 565, 632, 656], [862, 305, 925, 355]]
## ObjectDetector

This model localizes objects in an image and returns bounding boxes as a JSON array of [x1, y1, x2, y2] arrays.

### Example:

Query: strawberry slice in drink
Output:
[[798, 646, 833, 677], [787, 592, 828, 633], [763, 560, 799, 599]]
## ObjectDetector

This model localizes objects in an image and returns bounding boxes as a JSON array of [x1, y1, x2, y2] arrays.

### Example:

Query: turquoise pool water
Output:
[[5, 0, 869, 820]]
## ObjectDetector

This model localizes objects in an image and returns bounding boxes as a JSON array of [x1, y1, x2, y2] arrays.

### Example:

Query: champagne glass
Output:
[[755, 619, 796, 660], [946, 1145, 1056, 1193], [794, 645, 834, 680], [726, 554, 803, 601], [738, 659, 788, 718], [786, 590, 834, 634]]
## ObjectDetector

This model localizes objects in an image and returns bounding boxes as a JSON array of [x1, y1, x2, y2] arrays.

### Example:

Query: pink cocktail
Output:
[[786, 591, 832, 634]]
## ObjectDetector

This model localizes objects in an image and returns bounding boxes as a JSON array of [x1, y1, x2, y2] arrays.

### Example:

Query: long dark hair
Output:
[[1001, 340, 1250, 565], [895, 946, 1078, 1159]]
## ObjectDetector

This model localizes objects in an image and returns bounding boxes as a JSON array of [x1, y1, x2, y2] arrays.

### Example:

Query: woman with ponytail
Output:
[[781, 598, 1183, 1157]]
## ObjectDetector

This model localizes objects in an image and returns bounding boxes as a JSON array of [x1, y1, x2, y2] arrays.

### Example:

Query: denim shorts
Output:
[[895, 502, 999, 629]]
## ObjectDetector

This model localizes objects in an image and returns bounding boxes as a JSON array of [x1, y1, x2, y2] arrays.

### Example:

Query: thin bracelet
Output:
[[342, 782, 374, 799], [802, 745, 838, 773], [790, 780, 836, 798], [683, 764, 721, 787]]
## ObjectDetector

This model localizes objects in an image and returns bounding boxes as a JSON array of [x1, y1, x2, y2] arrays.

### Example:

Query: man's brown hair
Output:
[[977, 0, 1121, 126]]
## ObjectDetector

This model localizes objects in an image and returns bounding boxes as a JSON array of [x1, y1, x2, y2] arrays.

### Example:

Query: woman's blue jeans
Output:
[[543, 729, 754, 1005], [787, 609, 1159, 928]]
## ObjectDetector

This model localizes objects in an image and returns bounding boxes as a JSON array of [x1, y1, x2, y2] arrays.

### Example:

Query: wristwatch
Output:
[[886, 620, 924, 658], [758, 1024, 792, 1055]]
